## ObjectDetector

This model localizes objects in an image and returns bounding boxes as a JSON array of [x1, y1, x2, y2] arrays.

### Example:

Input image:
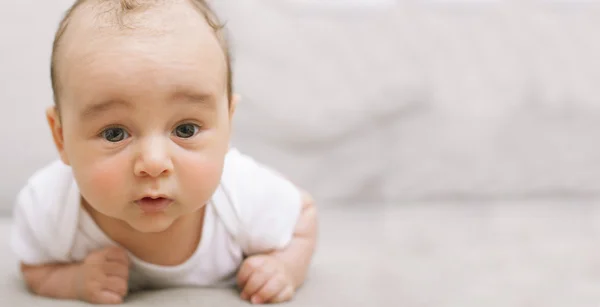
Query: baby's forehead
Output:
[[58, 1, 223, 77], [51, 0, 232, 108], [56, 3, 224, 102]]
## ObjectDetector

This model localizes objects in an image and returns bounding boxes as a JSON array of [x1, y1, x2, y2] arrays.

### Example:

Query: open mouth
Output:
[[135, 197, 173, 213]]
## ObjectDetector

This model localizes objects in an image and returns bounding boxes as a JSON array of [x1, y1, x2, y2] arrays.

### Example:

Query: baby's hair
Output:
[[120, 0, 138, 10], [50, 0, 233, 109]]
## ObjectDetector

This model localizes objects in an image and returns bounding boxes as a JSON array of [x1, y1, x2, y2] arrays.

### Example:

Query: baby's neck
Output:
[[82, 200, 205, 266]]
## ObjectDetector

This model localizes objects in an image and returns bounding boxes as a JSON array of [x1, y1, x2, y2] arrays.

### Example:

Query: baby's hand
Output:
[[76, 246, 130, 304], [237, 255, 295, 304]]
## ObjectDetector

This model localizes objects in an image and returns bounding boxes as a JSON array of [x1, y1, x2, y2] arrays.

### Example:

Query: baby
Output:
[[10, 0, 317, 305]]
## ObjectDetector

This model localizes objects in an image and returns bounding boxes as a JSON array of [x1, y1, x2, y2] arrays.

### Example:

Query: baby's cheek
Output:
[[91, 164, 126, 191], [77, 160, 129, 208], [179, 154, 224, 199]]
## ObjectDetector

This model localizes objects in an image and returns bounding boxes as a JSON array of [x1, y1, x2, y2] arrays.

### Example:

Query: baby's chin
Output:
[[123, 213, 180, 234]]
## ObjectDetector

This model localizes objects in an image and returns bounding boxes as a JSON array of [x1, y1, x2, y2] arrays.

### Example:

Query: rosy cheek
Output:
[[76, 158, 129, 206], [91, 163, 125, 191], [179, 153, 223, 197]]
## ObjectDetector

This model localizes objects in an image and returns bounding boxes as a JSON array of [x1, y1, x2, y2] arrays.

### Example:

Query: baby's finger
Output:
[[103, 276, 128, 297], [250, 275, 287, 304], [89, 289, 123, 305], [102, 262, 129, 279], [237, 257, 266, 289], [104, 247, 130, 266], [270, 285, 295, 304], [241, 265, 275, 301]]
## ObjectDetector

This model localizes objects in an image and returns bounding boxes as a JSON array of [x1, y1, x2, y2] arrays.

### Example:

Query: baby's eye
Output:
[[101, 127, 129, 142], [174, 123, 200, 139]]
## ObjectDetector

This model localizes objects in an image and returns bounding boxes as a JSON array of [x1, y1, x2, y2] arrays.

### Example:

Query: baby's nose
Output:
[[134, 138, 173, 177]]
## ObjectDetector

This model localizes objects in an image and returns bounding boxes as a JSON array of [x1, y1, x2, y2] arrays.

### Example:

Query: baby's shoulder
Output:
[[19, 160, 77, 209], [13, 160, 81, 227], [214, 148, 303, 254], [11, 160, 82, 264], [220, 147, 290, 190]]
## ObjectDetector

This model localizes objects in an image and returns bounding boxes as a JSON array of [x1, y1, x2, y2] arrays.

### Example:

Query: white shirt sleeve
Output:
[[11, 183, 53, 265], [221, 149, 303, 256], [10, 161, 81, 265]]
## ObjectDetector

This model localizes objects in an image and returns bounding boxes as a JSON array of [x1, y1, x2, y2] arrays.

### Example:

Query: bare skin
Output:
[[21, 247, 130, 304]]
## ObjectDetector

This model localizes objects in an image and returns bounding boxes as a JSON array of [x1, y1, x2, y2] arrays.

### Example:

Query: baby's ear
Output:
[[45, 106, 70, 166], [229, 94, 240, 121]]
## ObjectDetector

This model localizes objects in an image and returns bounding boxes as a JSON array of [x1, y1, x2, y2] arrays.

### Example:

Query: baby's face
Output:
[[49, 4, 234, 233]]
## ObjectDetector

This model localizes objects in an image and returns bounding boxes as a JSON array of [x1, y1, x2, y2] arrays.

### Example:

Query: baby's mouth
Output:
[[135, 197, 173, 213]]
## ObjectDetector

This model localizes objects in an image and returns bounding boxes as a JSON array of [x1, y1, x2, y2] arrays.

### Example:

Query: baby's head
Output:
[[47, 0, 237, 233]]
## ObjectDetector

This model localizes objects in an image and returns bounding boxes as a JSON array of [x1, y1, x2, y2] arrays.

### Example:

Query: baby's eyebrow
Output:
[[79, 90, 216, 120], [171, 90, 216, 108], [79, 99, 133, 120]]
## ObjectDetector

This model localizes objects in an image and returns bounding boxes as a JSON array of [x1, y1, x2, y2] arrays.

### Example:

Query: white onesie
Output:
[[10, 148, 303, 290]]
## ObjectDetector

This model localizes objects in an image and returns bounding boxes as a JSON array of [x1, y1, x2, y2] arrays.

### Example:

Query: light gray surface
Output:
[[2, 1, 600, 211], [2, 202, 600, 307]]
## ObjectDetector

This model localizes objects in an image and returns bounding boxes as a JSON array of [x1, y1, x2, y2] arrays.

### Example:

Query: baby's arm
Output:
[[21, 262, 82, 300], [237, 191, 318, 304], [267, 191, 317, 287], [20, 247, 129, 304]]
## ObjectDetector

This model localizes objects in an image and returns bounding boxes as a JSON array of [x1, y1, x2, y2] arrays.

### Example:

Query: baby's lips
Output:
[[135, 197, 173, 213]]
